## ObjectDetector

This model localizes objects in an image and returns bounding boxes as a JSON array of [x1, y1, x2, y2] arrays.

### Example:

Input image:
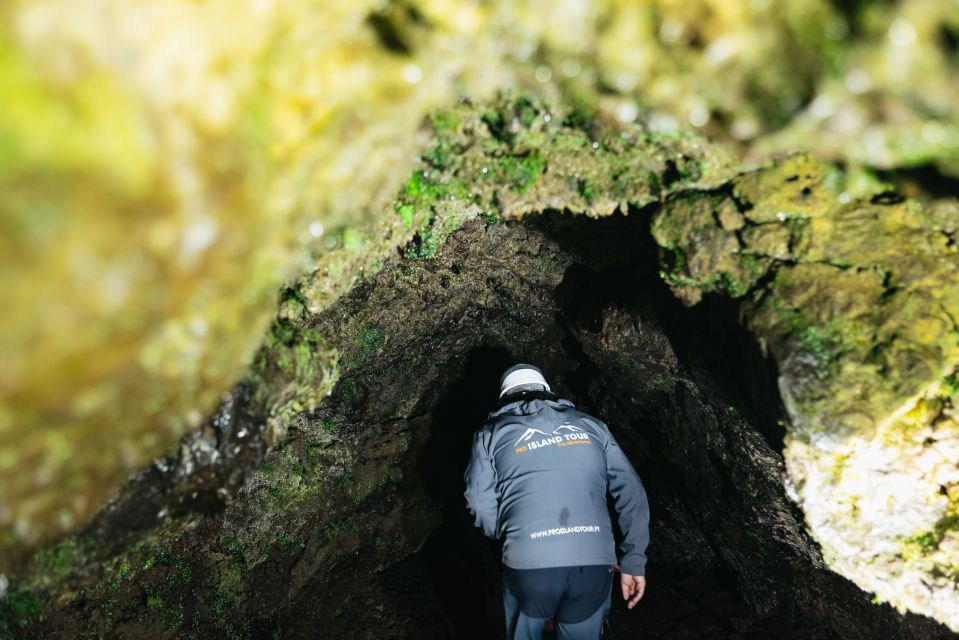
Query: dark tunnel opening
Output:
[[413, 345, 751, 640], [405, 211, 800, 639], [419, 346, 516, 639]]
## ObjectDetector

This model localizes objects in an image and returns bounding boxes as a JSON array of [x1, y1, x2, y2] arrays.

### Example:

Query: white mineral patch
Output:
[[786, 381, 959, 631]]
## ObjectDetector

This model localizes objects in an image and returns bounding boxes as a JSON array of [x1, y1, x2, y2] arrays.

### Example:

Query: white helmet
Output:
[[499, 364, 551, 398]]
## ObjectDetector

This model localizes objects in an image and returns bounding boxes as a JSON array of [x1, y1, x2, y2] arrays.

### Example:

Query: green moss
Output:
[[222, 536, 245, 557], [222, 537, 249, 576], [609, 168, 638, 198], [515, 96, 539, 128], [344, 326, 385, 369], [106, 559, 133, 593], [481, 110, 510, 143], [100, 601, 114, 628], [139, 547, 193, 588], [644, 373, 677, 394], [481, 210, 500, 225], [163, 604, 185, 631], [80, 542, 197, 634], [560, 83, 597, 131], [338, 378, 356, 402], [358, 326, 383, 355], [277, 532, 297, 552], [575, 176, 595, 203], [660, 261, 754, 300], [404, 170, 433, 201], [763, 297, 842, 371], [0, 590, 43, 639], [422, 141, 455, 170], [672, 157, 703, 183], [211, 587, 244, 620], [429, 108, 460, 135], [405, 214, 462, 260], [396, 203, 415, 227], [258, 321, 325, 379], [320, 518, 359, 543], [379, 472, 397, 489], [901, 514, 959, 564], [829, 450, 851, 485], [171, 558, 192, 586], [290, 460, 308, 478], [907, 530, 940, 554], [500, 152, 545, 193], [34, 537, 79, 581], [250, 315, 337, 429], [716, 271, 751, 298], [342, 228, 365, 252], [401, 169, 471, 211], [794, 323, 837, 369], [739, 252, 769, 276], [406, 226, 442, 259]]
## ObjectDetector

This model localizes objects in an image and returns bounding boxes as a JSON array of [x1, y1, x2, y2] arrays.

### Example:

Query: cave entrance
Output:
[[401, 212, 791, 639]]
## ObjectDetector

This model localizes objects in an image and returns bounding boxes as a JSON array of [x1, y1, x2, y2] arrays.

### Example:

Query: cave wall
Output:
[[8, 216, 955, 639], [5, 96, 959, 639]]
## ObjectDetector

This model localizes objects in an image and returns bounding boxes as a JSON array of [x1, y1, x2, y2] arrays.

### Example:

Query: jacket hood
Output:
[[488, 396, 575, 419]]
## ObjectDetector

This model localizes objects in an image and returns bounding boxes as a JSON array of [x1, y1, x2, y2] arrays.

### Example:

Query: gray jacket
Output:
[[464, 396, 649, 575]]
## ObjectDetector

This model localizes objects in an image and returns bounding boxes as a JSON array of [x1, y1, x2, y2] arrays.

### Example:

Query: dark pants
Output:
[[503, 565, 613, 640]]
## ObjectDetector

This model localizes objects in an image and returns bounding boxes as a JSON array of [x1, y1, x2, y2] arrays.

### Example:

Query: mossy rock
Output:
[[652, 151, 959, 629], [5, 98, 958, 637]]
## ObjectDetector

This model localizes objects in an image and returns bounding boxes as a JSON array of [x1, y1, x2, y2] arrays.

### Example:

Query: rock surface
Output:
[[654, 153, 959, 627], [3, 98, 958, 638]]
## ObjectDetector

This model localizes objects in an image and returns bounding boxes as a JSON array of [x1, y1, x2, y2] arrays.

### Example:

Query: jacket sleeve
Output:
[[464, 425, 499, 539], [601, 422, 650, 576]]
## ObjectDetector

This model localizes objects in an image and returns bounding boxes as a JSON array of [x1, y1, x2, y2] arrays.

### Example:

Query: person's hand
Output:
[[620, 573, 646, 609]]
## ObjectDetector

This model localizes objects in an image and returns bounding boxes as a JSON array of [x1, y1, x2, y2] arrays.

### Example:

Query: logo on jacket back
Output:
[[514, 423, 591, 453]]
